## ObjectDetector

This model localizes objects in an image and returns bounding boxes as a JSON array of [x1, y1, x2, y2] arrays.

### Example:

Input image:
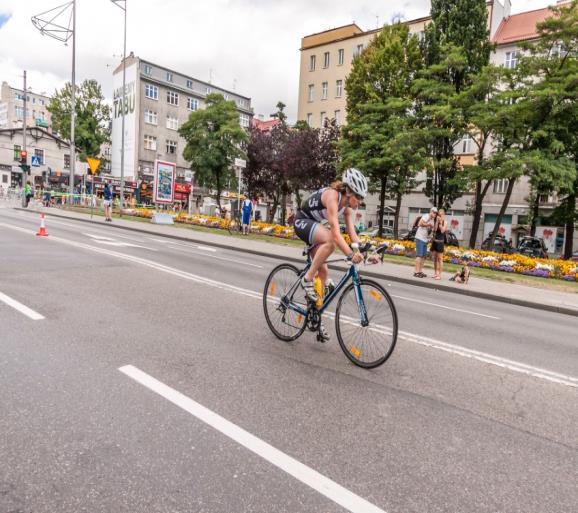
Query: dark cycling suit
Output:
[[294, 188, 344, 245]]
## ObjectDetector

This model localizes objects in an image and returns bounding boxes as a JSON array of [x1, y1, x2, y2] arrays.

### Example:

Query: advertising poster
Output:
[[154, 160, 176, 204], [483, 221, 511, 241], [111, 62, 138, 179], [535, 226, 558, 253]]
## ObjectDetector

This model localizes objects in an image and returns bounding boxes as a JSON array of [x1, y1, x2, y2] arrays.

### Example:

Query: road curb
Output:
[[14, 207, 578, 317]]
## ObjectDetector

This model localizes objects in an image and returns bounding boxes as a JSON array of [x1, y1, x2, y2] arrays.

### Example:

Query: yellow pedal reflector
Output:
[[269, 281, 276, 295], [370, 290, 382, 301], [350, 346, 361, 358]]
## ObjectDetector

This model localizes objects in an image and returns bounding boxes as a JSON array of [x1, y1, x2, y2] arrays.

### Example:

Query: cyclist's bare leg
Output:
[[304, 227, 334, 283]]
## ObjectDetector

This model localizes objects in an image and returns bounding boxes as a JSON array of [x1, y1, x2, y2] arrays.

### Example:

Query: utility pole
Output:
[[21, 70, 27, 208], [70, 0, 76, 203], [111, 0, 127, 217]]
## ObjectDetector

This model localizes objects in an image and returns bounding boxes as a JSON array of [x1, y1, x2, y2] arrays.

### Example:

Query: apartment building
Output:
[[0, 126, 72, 190], [297, 1, 576, 252], [0, 81, 52, 131], [111, 53, 253, 204]]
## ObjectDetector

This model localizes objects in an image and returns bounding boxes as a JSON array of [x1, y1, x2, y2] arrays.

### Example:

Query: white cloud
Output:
[[0, 0, 555, 122]]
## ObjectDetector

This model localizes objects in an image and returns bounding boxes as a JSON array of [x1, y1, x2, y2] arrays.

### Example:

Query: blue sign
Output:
[[31, 155, 41, 167]]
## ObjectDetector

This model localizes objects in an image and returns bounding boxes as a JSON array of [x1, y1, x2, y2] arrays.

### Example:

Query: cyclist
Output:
[[294, 168, 375, 341]]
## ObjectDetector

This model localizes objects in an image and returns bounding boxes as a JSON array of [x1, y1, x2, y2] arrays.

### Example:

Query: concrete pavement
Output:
[[15, 204, 578, 316]]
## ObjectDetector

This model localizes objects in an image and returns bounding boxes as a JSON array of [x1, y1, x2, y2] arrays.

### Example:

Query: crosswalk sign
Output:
[[31, 155, 41, 167]]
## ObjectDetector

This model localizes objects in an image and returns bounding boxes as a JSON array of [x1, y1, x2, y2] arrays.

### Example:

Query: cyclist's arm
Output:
[[324, 190, 353, 256], [343, 207, 360, 245]]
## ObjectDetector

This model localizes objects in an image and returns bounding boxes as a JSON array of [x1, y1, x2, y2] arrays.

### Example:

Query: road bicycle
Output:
[[263, 242, 398, 369], [225, 210, 243, 235]]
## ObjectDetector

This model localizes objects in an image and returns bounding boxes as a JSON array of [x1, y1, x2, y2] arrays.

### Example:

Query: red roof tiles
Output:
[[492, 6, 557, 45]]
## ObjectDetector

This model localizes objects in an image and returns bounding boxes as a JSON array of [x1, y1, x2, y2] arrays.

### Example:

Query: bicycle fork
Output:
[[352, 270, 369, 327]]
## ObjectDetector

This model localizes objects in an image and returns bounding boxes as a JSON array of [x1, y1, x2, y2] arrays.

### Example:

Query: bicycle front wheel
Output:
[[335, 279, 398, 368], [263, 264, 308, 342]]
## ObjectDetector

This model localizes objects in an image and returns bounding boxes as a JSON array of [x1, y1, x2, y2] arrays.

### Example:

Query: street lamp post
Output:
[[111, 0, 127, 217], [31, 1, 76, 202]]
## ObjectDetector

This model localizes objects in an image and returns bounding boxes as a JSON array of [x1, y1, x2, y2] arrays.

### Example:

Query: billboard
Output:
[[111, 61, 138, 179], [154, 160, 176, 204]]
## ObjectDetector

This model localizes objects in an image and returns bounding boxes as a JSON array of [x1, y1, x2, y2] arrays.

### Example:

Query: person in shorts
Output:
[[414, 207, 437, 278], [241, 195, 253, 235], [103, 182, 113, 222]]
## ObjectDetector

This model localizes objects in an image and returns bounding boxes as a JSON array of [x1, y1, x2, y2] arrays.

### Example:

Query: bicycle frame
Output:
[[281, 261, 369, 326]]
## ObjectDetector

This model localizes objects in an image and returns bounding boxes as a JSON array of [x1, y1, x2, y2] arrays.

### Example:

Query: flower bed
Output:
[[130, 209, 577, 282], [358, 235, 577, 282]]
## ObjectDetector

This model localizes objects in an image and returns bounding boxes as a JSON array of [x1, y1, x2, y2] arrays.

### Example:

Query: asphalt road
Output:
[[1, 206, 577, 513]]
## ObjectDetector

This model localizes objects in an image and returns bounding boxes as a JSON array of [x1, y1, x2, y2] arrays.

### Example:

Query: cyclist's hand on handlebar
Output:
[[350, 252, 364, 264], [367, 254, 381, 265]]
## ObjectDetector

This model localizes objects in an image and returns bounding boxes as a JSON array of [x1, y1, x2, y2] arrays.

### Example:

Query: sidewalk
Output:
[[15, 206, 578, 317]]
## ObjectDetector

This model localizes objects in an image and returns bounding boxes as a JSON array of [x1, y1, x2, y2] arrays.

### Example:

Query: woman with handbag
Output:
[[430, 208, 447, 280]]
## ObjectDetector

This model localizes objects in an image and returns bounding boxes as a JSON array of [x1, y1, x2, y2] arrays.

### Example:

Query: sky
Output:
[[0, 0, 556, 123]]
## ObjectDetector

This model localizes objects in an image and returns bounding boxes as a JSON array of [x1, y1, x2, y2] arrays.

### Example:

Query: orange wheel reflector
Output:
[[269, 282, 276, 295], [297, 314, 303, 323], [350, 346, 361, 358], [370, 290, 382, 301]]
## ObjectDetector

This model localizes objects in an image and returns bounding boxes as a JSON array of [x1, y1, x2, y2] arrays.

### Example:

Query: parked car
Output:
[[517, 236, 548, 259], [481, 234, 514, 254], [401, 227, 459, 247], [359, 227, 394, 239]]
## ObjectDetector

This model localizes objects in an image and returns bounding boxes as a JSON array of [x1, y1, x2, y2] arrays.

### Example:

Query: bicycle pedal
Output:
[[316, 333, 328, 343]]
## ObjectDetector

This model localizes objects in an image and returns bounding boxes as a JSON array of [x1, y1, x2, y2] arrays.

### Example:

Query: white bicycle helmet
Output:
[[342, 168, 368, 199]]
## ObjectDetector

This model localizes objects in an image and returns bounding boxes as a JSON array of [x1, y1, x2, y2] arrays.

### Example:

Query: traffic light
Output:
[[20, 150, 27, 165]]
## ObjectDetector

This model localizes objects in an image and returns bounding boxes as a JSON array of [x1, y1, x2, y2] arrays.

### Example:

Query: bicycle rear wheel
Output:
[[263, 264, 308, 341], [335, 279, 398, 368]]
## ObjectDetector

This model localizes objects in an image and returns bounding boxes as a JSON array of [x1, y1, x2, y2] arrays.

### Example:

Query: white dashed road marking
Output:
[[0, 291, 44, 320]]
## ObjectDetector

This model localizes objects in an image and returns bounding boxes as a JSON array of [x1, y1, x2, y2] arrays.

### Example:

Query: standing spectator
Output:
[[430, 208, 447, 280], [286, 208, 295, 227], [414, 207, 437, 278], [24, 181, 33, 207], [103, 181, 113, 222], [241, 195, 253, 235]]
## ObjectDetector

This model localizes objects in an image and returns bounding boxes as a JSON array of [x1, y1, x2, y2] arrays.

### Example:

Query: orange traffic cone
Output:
[[36, 213, 49, 237]]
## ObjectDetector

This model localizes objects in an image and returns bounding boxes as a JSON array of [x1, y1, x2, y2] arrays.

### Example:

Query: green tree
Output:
[[47, 79, 111, 161], [417, 0, 493, 209], [341, 23, 424, 236], [179, 93, 248, 211], [520, 0, 578, 257]]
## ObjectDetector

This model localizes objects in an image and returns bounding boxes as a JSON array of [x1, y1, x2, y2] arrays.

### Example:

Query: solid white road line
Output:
[[196, 245, 217, 252], [2, 221, 576, 388], [0, 291, 44, 320], [391, 294, 500, 319], [119, 365, 388, 513]]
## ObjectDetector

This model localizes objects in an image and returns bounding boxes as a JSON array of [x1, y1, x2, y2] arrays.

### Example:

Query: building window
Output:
[[166, 71, 173, 82], [144, 65, 152, 75], [206, 87, 212, 95], [144, 109, 157, 125], [238, 99, 246, 108], [32, 98, 36, 104], [144, 135, 157, 151], [39, 99, 45, 106], [323, 52, 330, 68], [15, 105, 24, 118], [338, 48, 344, 65], [13, 144, 21, 161], [186, 79, 193, 89], [321, 82, 328, 100], [308, 84, 314, 102], [167, 91, 179, 105], [320, 111, 326, 127], [34, 148, 44, 165], [144, 84, 158, 100], [239, 113, 250, 127], [461, 134, 472, 154], [309, 54, 316, 71], [166, 139, 177, 154], [505, 51, 520, 69], [353, 44, 364, 58], [187, 97, 199, 111], [336, 80, 343, 97], [334, 110, 341, 125], [2, 175, 7, 184], [306, 113, 312, 126], [493, 178, 508, 194], [166, 116, 179, 130], [64, 154, 70, 168]]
